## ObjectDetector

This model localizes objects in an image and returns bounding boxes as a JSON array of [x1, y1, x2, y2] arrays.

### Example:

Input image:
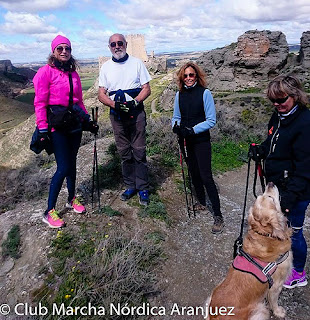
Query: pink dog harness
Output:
[[233, 249, 289, 288]]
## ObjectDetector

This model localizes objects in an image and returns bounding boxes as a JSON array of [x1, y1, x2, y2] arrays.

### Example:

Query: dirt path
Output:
[[154, 165, 310, 320]]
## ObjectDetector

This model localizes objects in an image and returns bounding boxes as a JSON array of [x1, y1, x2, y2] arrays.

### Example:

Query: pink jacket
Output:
[[33, 64, 87, 131]]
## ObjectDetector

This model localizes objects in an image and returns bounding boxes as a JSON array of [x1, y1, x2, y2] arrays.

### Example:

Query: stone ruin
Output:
[[197, 30, 310, 91], [126, 34, 148, 62]]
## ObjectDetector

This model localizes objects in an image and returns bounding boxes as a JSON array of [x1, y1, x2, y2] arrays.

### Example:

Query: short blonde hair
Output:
[[267, 75, 309, 107]]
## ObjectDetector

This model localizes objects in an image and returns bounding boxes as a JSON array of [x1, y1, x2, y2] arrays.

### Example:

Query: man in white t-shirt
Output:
[[98, 33, 151, 205]]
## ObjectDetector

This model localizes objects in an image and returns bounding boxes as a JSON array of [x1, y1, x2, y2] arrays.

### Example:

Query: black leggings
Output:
[[185, 139, 222, 217]]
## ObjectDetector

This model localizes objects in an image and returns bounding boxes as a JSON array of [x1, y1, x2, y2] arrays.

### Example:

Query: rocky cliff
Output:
[[197, 30, 310, 91], [0, 60, 36, 98]]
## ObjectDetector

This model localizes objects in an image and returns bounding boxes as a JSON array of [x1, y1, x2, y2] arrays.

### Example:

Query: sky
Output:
[[0, 0, 310, 64]]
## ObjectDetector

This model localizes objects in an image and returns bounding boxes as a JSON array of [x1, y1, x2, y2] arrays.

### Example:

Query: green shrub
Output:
[[139, 194, 169, 222], [2, 225, 21, 259], [212, 138, 249, 173], [101, 205, 122, 217]]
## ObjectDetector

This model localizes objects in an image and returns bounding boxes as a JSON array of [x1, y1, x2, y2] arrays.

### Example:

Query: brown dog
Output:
[[206, 182, 292, 320]]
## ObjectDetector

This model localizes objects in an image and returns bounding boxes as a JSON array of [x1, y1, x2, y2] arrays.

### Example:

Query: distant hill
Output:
[[0, 96, 33, 139]]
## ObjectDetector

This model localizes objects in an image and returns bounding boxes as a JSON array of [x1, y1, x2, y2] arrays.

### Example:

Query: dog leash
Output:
[[233, 154, 251, 258]]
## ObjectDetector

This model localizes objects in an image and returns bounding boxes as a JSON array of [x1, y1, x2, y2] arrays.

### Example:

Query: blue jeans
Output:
[[287, 200, 310, 272], [47, 130, 82, 211]]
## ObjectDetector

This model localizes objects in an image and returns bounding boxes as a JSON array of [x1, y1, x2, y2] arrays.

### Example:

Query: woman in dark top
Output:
[[172, 62, 224, 234], [259, 75, 310, 288]]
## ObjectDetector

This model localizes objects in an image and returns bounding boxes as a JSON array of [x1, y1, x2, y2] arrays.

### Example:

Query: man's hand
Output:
[[115, 101, 130, 113]]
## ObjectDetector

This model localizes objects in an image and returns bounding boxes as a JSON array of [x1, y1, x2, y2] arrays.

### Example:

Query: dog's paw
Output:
[[273, 306, 286, 318]]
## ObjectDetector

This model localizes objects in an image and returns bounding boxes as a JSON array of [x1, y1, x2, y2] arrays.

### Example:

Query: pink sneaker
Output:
[[283, 269, 307, 289], [66, 197, 86, 213], [42, 209, 65, 228]]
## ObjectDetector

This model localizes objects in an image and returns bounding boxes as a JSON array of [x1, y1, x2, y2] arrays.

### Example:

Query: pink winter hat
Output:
[[51, 35, 71, 52]]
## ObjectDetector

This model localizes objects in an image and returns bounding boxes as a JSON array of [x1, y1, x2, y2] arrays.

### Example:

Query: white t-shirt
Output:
[[98, 55, 151, 93]]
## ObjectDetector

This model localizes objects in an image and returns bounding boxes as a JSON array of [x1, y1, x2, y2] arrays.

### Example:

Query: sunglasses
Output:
[[184, 73, 196, 79], [56, 46, 71, 53], [270, 95, 289, 104], [110, 41, 124, 47]]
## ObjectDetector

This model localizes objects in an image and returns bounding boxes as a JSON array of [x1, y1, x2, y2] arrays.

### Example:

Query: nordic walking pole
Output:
[[91, 107, 101, 210], [91, 108, 95, 208], [95, 107, 101, 210], [179, 138, 191, 217], [183, 138, 196, 217]]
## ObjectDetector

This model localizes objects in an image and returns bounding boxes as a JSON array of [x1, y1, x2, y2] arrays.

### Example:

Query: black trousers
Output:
[[182, 138, 222, 217]]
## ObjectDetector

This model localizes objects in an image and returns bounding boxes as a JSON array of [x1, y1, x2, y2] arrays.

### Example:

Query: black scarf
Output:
[[112, 53, 129, 63]]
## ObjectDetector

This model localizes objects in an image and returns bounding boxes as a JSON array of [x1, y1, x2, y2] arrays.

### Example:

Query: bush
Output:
[[2, 225, 21, 259], [36, 224, 162, 320]]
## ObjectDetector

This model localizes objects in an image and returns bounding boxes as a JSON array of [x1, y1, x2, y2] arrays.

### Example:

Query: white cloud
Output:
[[0, 42, 10, 54], [1, 12, 57, 34], [0, 0, 68, 12], [1, 0, 310, 63], [224, 0, 310, 23]]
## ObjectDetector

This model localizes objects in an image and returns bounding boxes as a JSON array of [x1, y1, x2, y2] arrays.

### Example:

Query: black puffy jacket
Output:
[[261, 106, 310, 211]]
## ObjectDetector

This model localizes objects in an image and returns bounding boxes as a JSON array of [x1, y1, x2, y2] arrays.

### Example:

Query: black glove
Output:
[[180, 125, 195, 137], [115, 101, 130, 113], [173, 122, 181, 135], [83, 120, 99, 134], [126, 100, 139, 110], [248, 143, 265, 161], [37, 131, 50, 148]]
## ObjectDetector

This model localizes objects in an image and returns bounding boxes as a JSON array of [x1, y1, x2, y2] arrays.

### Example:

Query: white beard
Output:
[[112, 50, 126, 60]]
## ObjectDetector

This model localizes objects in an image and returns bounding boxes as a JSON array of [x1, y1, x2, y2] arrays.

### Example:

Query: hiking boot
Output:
[[42, 209, 65, 228], [193, 203, 206, 211], [120, 189, 137, 201], [139, 190, 150, 206], [283, 269, 308, 289], [212, 216, 224, 234], [66, 197, 86, 213]]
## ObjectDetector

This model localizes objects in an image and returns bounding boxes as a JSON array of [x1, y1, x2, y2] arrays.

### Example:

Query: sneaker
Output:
[[120, 189, 137, 201], [139, 190, 150, 206], [42, 209, 65, 228], [283, 269, 308, 289], [212, 216, 224, 234], [66, 197, 86, 213]]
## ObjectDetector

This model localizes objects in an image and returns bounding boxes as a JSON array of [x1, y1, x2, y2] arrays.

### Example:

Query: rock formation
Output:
[[298, 31, 310, 69], [197, 30, 290, 90], [0, 60, 36, 98], [145, 56, 167, 74]]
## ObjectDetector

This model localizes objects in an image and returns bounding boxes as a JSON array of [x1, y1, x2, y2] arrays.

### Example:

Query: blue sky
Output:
[[0, 0, 310, 63]]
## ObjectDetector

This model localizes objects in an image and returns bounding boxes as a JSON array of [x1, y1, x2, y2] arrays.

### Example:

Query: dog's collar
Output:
[[253, 229, 283, 241]]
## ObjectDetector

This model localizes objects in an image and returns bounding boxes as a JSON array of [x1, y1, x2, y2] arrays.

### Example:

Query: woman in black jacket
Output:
[[260, 75, 310, 289], [172, 62, 224, 234]]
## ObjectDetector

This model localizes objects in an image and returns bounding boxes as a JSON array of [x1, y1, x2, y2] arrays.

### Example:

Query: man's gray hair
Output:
[[108, 33, 126, 44]]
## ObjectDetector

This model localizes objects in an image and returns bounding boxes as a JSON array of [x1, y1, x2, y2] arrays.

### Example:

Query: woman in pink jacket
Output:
[[33, 35, 97, 228]]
